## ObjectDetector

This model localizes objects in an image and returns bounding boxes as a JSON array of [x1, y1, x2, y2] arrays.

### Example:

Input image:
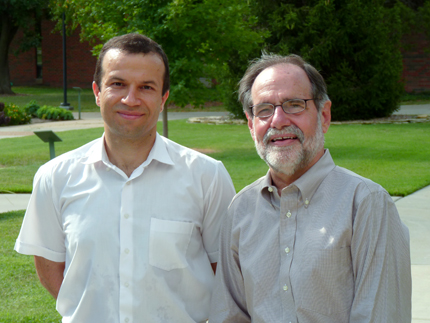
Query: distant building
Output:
[[9, 20, 97, 89], [401, 32, 430, 93], [8, 21, 430, 93]]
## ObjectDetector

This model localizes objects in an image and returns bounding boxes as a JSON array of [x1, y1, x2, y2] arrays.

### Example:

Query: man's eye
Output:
[[254, 105, 273, 116], [112, 82, 123, 87], [142, 85, 153, 90]]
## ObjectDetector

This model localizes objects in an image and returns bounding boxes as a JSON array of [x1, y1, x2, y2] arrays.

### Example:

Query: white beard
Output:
[[254, 114, 325, 176]]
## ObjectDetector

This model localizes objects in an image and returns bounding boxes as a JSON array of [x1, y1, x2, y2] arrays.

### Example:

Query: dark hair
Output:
[[238, 53, 329, 115], [94, 33, 170, 95]]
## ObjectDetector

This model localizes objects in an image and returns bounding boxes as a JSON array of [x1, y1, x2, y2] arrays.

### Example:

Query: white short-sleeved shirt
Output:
[[15, 133, 235, 323]]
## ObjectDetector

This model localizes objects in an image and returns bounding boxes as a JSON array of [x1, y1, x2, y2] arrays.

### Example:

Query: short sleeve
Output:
[[14, 164, 66, 262]]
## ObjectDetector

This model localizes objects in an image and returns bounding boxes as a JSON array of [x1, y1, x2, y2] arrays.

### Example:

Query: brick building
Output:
[[8, 21, 430, 93], [9, 20, 97, 89], [401, 32, 430, 93]]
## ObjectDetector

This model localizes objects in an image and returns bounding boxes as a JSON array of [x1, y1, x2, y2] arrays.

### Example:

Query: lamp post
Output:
[[60, 13, 73, 110]]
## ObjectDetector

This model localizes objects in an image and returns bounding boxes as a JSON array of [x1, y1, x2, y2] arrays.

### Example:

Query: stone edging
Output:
[[188, 115, 430, 125]]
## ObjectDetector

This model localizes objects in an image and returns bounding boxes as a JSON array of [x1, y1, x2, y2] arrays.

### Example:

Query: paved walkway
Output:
[[1, 105, 429, 321]]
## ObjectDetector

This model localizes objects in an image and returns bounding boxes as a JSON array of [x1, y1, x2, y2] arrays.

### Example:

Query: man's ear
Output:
[[160, 90, 170, 112], [92, 81, 101, 107], [246, 112, 255, 141], [320, 100, 331, 134]]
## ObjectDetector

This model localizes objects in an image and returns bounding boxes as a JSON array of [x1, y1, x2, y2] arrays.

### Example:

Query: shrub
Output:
[[0, 102, 11, 126], [36, 106, 74, 120], [249, 0, 406, 121], [3, 103, 31, 125], [24, 100, 41, 117]]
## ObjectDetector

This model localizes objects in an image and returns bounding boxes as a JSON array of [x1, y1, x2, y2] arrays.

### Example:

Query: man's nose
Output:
[[270, 105, 292, 130], [121, 87, 140, 106]]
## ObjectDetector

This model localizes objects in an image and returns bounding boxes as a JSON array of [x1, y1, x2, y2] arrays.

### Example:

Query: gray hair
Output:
[[238, 53, 330, 116]]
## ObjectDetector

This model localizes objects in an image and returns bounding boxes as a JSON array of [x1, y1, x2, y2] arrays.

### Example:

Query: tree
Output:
[[0, 0, 48, 94], [249, 0, 412, 121], [50, 0, 266, 113]]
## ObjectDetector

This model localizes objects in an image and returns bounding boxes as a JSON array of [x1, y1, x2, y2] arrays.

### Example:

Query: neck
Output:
[[104, 133, 156, 177]]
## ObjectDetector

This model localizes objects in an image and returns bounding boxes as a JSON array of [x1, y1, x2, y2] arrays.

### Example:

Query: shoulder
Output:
[[230, 176, 265, 208], [326, 165, 393, 212], [331, 166, 387, 195], [161, 135, 225, 171], [35, 137, 101, 180]]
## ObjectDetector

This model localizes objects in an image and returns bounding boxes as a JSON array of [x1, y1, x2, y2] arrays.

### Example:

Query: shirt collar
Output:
[[259, 149, 336, 207], [83, 133, 175, 167], [142, 133, 174, 167], [293, 149, 336, 206]]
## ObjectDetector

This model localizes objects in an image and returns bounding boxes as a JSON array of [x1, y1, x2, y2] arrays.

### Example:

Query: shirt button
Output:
[[125, 248, 130, 254], [124, 214, 129, 219], [284, 247, 290, 253], [126, 181, 131, 185], [305, 198, 309, 205], [125, 282, 129, 288], [283, 284, 288, 291], [286, 211, 292, 218], [125, 318, 129, 323], [268, 187, 273, 193]]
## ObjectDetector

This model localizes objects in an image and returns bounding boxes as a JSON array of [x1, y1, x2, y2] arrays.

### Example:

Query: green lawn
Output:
[[0, 120, 429, 196], [0, 210, 61, 322]]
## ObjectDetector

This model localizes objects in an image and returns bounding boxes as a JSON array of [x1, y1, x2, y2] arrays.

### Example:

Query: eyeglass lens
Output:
[[253, 99, 307, 117]]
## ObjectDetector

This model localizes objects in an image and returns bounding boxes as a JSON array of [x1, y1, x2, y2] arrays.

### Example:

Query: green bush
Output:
[[24, 100, 41, 117], [249, 0, 406, 121], [36, 105, 74, 120], [0, 102, 11, 126], [3, 103, 31, 125]]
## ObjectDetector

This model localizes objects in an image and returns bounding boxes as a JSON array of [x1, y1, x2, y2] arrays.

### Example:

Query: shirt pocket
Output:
[[149, 218, 194, 271]]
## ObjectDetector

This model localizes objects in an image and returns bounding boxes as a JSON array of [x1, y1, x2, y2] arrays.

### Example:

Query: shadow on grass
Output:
[[0, 210, 25, 221]]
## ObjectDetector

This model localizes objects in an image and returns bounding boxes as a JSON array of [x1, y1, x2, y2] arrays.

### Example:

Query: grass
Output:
[[0, 120, 429, 196], [400, 91, 430, 105], [0, 210, 61, 322], [1, 121, 429, 320]]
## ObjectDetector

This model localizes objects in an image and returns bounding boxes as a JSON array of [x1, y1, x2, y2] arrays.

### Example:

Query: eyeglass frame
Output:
[[249, 98, 315, 118]]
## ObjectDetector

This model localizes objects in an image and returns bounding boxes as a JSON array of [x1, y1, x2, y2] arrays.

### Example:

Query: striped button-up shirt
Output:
[[209, 150, 411, 323]]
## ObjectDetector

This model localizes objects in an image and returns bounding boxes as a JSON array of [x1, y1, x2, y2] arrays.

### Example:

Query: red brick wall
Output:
[[401, 33, 430, 93], [9, 30, 37, 86], [41, 21, 97, 89], [8, 20, 97, 89], [9, 21, 430, 93]]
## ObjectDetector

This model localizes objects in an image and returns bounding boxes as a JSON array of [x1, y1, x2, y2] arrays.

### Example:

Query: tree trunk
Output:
[[0, 12, 19, 95], [162, 105, 168, 138]]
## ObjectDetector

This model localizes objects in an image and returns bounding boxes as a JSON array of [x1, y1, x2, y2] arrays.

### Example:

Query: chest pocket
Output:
[[149, 218, 194, 271]]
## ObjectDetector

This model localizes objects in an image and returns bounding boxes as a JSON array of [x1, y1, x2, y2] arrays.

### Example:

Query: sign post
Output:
[[34, 131, 63, 160]]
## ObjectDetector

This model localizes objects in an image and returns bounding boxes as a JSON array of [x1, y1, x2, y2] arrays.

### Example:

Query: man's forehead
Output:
[[101, 49, 165, 79], [252, 63, 311, 97]]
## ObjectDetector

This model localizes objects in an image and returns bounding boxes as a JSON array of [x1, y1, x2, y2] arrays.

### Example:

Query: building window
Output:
[[36, 47, 42, 80]]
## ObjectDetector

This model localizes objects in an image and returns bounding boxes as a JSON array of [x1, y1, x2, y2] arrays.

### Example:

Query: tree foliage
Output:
[[50, 0, 267, 110], [247, 0, 414, 121], [0, 0, 48, 94]]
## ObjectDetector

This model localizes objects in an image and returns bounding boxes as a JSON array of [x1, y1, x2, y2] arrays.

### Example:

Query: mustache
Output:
[[263, 126, 304, 145]]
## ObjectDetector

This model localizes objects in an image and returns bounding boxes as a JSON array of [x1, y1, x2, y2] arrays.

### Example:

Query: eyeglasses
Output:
[[250, 99, 315, 118]]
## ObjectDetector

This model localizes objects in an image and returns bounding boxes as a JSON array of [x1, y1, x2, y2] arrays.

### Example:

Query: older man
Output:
[[209, 54, 411, 323], [15, 33, 235, 322]]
